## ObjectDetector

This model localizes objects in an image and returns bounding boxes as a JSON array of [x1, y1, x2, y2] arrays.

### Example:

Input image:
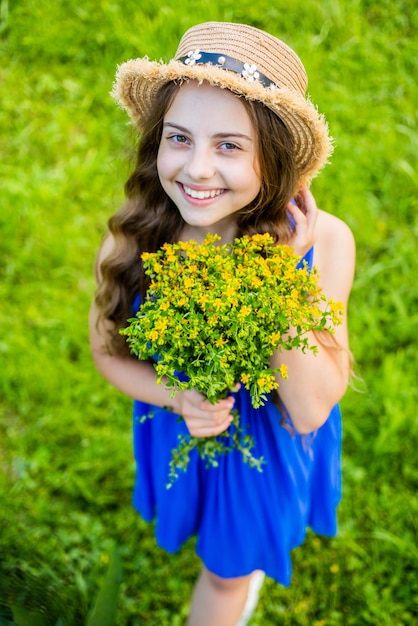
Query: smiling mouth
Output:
[[182, 184, 225, 200]]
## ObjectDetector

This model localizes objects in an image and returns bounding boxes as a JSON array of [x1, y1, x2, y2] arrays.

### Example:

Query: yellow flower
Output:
[[154, 319, 168, 332], [251, 233, 270, 244], [278, 364, 288, 379], [207, 314, 220, 326], [241, 373, 250, 384], [215, 335, 227, 348], [202, 233, 221, 245], [198, 293, 210, 307], [310, 305, 322, 317], [238, 305, 252, 318], [256, 372, 277, 392], [330, 300, 344, 316], [270, 331, 281, 345], [252, 276, 263, 288]]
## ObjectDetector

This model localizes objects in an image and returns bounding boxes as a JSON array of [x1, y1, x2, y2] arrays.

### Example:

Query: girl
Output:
[[89, 22, 355, 626]]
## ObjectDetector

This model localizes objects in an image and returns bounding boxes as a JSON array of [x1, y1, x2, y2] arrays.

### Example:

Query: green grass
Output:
[[0, 0, 417, 624]]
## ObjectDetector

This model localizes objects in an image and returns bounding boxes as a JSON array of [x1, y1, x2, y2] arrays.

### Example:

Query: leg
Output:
[[187, 566, 253, 626]]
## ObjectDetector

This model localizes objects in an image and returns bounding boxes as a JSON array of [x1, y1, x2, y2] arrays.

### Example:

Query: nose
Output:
[[184, 144, 216, 181]]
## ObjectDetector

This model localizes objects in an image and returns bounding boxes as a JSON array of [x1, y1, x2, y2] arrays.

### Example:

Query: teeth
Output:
[[183, 185, 224, 199]]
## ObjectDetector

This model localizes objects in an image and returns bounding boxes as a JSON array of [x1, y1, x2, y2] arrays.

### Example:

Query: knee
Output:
[[204, 568, 251, 594]]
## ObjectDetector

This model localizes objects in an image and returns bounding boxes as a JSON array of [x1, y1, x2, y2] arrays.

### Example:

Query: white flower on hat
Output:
[[241, 63, 260, 82], [184, 49, 202, 65]]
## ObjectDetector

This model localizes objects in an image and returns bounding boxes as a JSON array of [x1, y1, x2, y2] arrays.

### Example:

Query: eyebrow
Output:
[[163, 122, 254, 142]]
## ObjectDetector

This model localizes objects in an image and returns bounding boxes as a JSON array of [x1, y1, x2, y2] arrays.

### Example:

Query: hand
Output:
[[286, 186, 319, 257], [173, 389, 236, 438]]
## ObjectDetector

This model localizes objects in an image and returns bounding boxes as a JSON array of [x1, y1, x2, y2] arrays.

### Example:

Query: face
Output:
[[157, 81, 261, 242]]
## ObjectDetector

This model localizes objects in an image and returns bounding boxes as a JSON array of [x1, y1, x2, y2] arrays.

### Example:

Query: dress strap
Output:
[[132, 293, 141, 314], [297, 246, 314, 271]]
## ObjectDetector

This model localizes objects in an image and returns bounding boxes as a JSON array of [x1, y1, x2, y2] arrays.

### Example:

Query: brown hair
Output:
[[94, 80, 298, 355]]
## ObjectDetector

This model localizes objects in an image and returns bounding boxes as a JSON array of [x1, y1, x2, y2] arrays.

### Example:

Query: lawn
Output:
[[0, 0, 417, 624]]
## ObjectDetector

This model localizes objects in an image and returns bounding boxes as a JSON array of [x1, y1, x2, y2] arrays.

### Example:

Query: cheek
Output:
[[237, 160, 261, 197], [157, 146, 182, 183], [252, 155, 261, 186], [156, 145, 165, 178], [249, 161, 262, 199]]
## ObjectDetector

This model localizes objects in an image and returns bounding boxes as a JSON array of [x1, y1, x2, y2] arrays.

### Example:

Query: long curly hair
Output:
[[95, 80, 299, 355]]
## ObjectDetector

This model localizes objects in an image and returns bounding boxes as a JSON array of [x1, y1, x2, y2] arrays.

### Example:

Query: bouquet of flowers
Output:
[[121, 233, 343, 486]]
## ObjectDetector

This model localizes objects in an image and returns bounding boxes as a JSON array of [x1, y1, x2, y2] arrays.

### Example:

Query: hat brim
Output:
[[112, 58, 333, 185]]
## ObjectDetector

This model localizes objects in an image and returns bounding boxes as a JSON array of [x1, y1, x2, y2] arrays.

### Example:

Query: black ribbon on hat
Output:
[[178, 50, 279, 90]]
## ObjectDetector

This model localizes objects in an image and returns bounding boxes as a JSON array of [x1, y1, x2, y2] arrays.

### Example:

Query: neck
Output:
[[180, 221, 239, 245]]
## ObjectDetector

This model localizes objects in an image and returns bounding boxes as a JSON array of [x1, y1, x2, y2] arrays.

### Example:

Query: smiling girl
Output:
[[89, 22, 355, 626], [157, 82, 261, 239]]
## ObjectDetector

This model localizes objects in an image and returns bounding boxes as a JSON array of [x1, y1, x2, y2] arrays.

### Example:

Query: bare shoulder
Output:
[[94, 232, 116, 282], [314, 210, 356, 302], [316, 210, 355, 249], [97, 232, 116, 262]]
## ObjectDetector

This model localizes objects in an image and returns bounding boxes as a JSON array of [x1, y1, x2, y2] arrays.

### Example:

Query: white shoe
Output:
[[236, 570, 265, 626]]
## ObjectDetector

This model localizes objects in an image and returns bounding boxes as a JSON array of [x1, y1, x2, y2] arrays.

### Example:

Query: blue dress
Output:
[[131, 248, 342, 586]]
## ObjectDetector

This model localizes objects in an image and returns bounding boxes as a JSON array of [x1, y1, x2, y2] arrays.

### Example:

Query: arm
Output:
[[272, 188, 356, 434], [89, 235, 235, 437]]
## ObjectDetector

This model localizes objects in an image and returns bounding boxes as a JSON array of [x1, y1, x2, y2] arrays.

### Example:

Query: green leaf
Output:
[[86, 545, 123, 626], [10, 606, 48, 626]]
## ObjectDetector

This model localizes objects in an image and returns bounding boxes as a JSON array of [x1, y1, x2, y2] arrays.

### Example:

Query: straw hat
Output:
[[113, 22, 333, 184]]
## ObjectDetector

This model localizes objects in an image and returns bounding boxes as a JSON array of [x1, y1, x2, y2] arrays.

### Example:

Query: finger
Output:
[[199, 396, 235, 412], [183, 400, 234, 427], [296, 187, 318, 221], [287, 195, 304, 214], [288, 193, 306, 217], [287, 201, 309, 240], [286, 202, 307, 231], [188, 415, 234, 438], [185, 400, 235, 433]]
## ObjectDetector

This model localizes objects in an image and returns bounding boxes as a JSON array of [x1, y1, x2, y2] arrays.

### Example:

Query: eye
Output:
[[220, 142, 239, 152], [170, 134, 190, 145]]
